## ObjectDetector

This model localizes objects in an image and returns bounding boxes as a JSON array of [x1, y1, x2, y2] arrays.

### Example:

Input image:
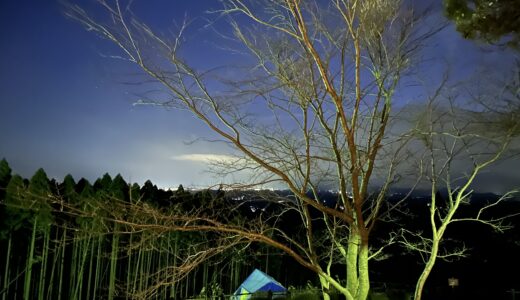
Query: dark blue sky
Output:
[[0, 0, 518, 191]]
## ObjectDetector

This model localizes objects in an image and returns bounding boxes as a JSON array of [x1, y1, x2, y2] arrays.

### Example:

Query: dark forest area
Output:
[[1, 158, 519, 300]]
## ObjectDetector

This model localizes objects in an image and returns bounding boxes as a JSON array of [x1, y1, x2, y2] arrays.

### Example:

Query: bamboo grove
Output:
[[0, 158, 284, 300]]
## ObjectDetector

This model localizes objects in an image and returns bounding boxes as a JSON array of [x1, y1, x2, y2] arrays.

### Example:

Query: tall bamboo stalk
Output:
[[69, 234, 79, 299], [92, 235, 103, 299], [85, 235, 96, 300], [58, 228, 66, 300], [125, 234, 133, 300], [73, 235, 91, 300], [2, 233, 12, 300], [132, 240, 142, 295], [37, 230, 50, 300], [24, 219, 37, 300], [47, 229, 61, 299], [108, 225, 119, 300]]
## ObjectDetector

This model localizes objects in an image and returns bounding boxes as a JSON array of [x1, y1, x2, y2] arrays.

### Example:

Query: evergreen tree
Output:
[[130, 182, 140, 202], [140, 180, 158, 203], [76, 178, 98, 224], [28, 168, 51, 196], [174, 184, 191, 208], [2, 174, 26, 234], [24, 169, 53, 300], [110, 174, 128, 201], [94, 173, 113, 194], [61, 174, 78, 203], [194, 190, 213, 207], [156, 189, 174, 207], [27, 168, 53, 226], [444, 0, 520, 47], [76, 178, 94, 197], [176, 184, 185, 194], [0, 159, 12, 235], [4, 174, 25, 204], [0, 158, 12, 189]]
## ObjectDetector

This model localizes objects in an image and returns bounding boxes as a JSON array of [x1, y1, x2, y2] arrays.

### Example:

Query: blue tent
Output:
[[232, 269, 287, 299]]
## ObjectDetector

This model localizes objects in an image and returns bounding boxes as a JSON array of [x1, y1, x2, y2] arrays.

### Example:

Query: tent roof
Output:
[[234, 269, 286, 296]]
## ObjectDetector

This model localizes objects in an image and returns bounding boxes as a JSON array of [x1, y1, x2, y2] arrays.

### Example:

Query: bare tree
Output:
[[64, 1, 440, 299], [402, 74, 520, 300]]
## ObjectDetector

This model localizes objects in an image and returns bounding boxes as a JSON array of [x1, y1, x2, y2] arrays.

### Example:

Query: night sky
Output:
[[0, 0, 518, 192]]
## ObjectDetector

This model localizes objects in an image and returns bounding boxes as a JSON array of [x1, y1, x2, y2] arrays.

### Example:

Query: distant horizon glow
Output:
[[170, 154, 237, 163]]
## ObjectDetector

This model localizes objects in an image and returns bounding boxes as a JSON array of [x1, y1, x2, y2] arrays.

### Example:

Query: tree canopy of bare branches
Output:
[[60, 1, 519, 300]]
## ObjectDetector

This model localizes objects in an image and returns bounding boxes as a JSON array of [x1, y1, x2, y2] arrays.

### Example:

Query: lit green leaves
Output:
[[444, 0, 520, 47]]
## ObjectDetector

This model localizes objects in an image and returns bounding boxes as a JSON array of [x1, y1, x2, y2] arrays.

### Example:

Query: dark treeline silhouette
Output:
[[0, 158, 519, 300]]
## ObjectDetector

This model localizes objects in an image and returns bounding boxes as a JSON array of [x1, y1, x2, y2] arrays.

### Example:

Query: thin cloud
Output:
[[170, 154, 236, 163]]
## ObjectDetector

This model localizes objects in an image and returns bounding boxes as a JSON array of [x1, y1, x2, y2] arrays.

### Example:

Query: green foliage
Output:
[[198, 282, 224, 298], [130, 182, 140, 202], [176, 184, 185, 194], [444, 0, 520, 47], [77, 178, 106, 229], [29, 168, 51, 197], [140, 180, 158, 202], [28, 168, 54, 228], [2, 174, 27, 233], [77, 178, 94, 198], [94, 173, 113, 194], [174, 184, 190, 204], [110, 174, 128, 201], [62, 174, 78, 203], [0, 159, 13, 234], [0, 158, 11, 188], [4, 174, 25, 204]]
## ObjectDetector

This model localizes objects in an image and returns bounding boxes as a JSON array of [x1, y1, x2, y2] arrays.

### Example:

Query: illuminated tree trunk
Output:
[[69, 235, 78, 299], [58, 228, 66, 300], [125, 234, 133, 300], [357, 243, 370, 300], [86, 237, 96, 300], [132, 243, 142, 295], [37, 229, 50, 300], [414, 238, 439, 300], [346, 231, 360, 296], [24, 219, 37, 300], [108, 226, 120, 300], [73, 235, 91, 300], [202, 262, 209, 297], [145, 248, 153, 294], [47, 230, 61, 299], [169, 233, 178, 299], [137, 249, 145, 294], [318, 275, 331, 300], [2, 233, 12, 300], [14, 263, 20, 300], [93, 235, 103, 299], [331, 229, 369, 300]]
